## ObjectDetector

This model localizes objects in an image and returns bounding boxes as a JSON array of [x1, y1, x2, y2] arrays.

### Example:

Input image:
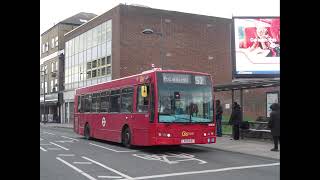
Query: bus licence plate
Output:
[[181, 139, 195, 144]]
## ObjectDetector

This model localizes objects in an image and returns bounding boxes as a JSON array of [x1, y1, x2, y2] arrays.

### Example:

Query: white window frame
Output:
[[45, 82, 48, 93], [54, 79, 58, 91], [55, 61, 58, 71], [50, 80, 54, 92], [51, 38, 55, 49], [51, 62, 54, 72], [55, 36, 58, 47]]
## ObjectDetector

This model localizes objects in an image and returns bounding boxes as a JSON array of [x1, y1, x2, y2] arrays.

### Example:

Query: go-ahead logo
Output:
[[182, 131, 194, 137]]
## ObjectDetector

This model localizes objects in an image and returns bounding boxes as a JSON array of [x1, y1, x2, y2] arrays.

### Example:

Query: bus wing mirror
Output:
[[141, 85, 148, 97]]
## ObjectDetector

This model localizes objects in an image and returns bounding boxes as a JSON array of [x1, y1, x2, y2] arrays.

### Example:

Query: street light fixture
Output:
[[142, 16, 165, 69]]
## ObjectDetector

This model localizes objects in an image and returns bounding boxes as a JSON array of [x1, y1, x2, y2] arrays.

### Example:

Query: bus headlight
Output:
[[203, 133, 207, 136], [167, 133, 171, 137]]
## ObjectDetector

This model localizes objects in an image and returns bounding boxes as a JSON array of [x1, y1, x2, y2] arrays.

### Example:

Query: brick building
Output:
[[62, 4, 279, 124]]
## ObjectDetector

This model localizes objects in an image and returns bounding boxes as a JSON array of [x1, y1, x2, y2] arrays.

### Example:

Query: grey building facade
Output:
[[40, 12, 97, 123]]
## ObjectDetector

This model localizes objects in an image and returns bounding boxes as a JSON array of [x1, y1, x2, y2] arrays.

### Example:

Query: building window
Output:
[[92, 69, 97, 78], [55, 61, 58, 71], [45, 42, 49, 51], [101, 57, 106, 66], [101, 67, 106, 76], [51, 38, 55, 49], [92, 60, 97, 68], [55, 36, 58, 47], [54, 79, 58, 91], [51, 62, 54, 72], [87, 71, 91, 79], [107, 56, 111, 64], [107, 66, 111, 75], [44, 65, 48, 74], [87, 62, 91, 70]]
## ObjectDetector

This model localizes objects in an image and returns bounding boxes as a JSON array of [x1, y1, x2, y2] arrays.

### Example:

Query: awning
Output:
[[213, 78, 280, 92]]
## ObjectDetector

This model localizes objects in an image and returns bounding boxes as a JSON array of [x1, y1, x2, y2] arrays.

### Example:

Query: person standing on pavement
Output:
[[215, 100, 223, 137], [229, 102, 242, 140], [268, 103, 280, 151]]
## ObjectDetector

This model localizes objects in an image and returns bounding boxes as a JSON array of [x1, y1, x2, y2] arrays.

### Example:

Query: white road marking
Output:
[[89, 143, 137, 153], [47, 148, 62, 150], [118, 163, 280, 180], [42, 131, 55, 135], [50, 142, 69, 150], [73, 162, 93, 165], [40, 147, 47, 151], [133, 153, 207, 164], [82, 156, 133, 179], [61, 136, 79, 141], [40, 138, 43, 141], [58, 154, 75, 157], [55, 140, 75, 143], [97, 175, 122, 179], [56, 157, 97, 180], [40, 143, 51, 145]]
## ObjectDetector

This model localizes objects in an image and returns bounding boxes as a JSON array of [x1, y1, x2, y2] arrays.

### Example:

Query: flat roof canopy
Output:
[[213, 78, 280, 92]]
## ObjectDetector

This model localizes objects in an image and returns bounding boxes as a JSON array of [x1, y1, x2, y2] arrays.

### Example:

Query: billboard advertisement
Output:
[[232, 17, 280, 78]]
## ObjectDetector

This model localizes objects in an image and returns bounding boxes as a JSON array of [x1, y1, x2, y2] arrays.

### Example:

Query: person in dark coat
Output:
[[215, 100, 223, 137], [268, 103, 280, 151], [229, 102, 242, 140]]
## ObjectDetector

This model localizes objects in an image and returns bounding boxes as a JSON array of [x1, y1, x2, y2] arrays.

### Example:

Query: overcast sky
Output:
[[40, 0, 280, 35]]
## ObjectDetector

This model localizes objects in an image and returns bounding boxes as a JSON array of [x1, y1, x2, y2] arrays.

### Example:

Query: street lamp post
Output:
[[40, 70, 46, 123], [142, 16, 165, 69]]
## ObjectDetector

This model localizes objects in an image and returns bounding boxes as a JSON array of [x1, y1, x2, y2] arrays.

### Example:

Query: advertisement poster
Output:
[[234, 17, 280, 76], [266, 92, 279, 117]]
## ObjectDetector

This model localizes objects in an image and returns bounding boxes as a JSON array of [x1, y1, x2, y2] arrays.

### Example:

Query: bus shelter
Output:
[[213, 78, 280, 120]]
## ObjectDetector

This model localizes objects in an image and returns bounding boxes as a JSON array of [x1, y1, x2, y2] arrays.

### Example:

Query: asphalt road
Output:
[[40, 126, 280, 180]]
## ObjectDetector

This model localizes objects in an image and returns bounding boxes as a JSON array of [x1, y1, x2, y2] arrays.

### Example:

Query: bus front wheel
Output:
[[84, 124, 91, 140], [122, 127, 132, 148]]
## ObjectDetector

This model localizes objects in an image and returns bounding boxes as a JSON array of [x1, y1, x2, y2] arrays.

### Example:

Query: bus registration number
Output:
[[181, 139, 195, 144]]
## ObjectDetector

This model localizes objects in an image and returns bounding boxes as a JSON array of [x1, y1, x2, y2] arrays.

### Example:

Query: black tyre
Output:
[[122, 127, 132, 148], [84, 124, 91, 140]]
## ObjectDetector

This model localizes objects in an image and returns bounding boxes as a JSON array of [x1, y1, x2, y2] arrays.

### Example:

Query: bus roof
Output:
[[75, 69, 212, 94]]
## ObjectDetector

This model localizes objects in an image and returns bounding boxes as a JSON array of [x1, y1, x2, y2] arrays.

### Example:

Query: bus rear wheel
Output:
[[122, 127, 132, 148], [84, 124, 91, 140]]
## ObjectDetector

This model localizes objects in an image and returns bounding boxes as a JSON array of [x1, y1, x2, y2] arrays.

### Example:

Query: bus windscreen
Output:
[[157, 72, 213, 123]]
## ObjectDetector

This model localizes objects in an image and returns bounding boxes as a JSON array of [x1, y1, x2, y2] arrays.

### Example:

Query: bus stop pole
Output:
[[240, 89, 243, 121]]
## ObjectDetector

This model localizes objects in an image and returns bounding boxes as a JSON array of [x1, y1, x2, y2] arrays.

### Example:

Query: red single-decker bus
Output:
[[74, 69, 216, 147]]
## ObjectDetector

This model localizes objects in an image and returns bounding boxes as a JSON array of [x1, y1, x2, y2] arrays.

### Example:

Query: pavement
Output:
[[40, 123, 280, 160]]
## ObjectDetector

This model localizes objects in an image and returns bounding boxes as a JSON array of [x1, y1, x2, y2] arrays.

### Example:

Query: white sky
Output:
[[40, 0, 280, 35]]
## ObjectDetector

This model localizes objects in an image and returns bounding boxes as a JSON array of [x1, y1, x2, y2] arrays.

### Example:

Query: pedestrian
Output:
[[229, 102, 242, 140], [215, 100, 223, 137], [268, 103, 280, 151]]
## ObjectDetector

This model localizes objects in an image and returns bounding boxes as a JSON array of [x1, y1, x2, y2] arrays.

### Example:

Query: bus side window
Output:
[[136, 85, 149, 113], [84, 94, 91, 113], [121, 87, 134, 113], [77, 96, 81, 112], [81, 95, 85, 113], [110, 89, 121, 112], [100, 91, 109, 112]]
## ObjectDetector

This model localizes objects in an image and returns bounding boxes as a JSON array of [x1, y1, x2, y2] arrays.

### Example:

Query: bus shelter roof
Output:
[[213, 78, 280, 92]]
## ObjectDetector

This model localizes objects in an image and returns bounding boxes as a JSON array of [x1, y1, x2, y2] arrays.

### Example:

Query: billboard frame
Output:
[[231, 16, 280, 79]]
